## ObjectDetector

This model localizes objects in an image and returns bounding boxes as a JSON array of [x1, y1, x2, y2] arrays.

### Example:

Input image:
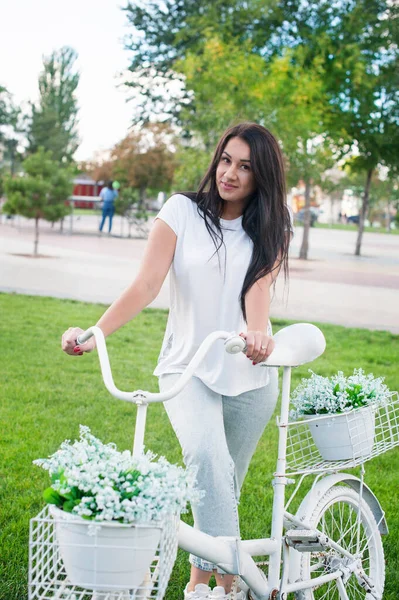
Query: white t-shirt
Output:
[[153, 193, 275, 396]]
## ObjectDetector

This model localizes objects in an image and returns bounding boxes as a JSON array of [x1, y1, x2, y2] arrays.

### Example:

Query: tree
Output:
[[114, 186, 150, 237], [3, 148, 72, 256], [0, 86, 24, 177], [172, 145, 211, 191], [122, 0, 286, 124], [80, 154, 115, 184], [175, 34, 274, 148], [111, 123, 176, 207], [280, 1, 399, 255], [123, 0, 399, 260], [28, 47, 80, 163], [0, 86, 17, 134], [262, 50, 335, 259], [366, 173, 399, 230]]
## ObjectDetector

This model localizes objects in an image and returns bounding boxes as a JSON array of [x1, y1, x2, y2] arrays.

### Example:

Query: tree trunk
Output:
[[299, 179, 312, 260], [386, 200, 391, 233], [355, 169, 373, 256], [139, 186, 146, 210], [34, 217, 39, 256]]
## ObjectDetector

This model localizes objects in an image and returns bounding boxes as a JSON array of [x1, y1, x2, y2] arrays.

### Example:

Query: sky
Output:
[[0, 0, 136, 161]]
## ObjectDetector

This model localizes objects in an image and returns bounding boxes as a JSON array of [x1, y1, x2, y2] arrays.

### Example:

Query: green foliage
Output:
[[3, 148, 72, 222], [114, 186, 139, 216], [42, 487, 63, 507], [122, 0, 286, 123], [3, 148, 72, 255], [28, 46, 80, 163], [123, 1, 399, 184], [175, 34, 273, 147], [0, 86, 19, 138], [114, 186, 149, 221], [1, 293, 399, 598], [110, 123, 176, 204], [0, 85, 10, 128], [265, 51, 335, 189], [172, 146, 211, 191], [0, 86, 24, 175]]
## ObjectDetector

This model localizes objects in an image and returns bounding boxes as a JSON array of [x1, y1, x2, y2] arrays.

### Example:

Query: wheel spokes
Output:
[[310, 500, 373, 599]]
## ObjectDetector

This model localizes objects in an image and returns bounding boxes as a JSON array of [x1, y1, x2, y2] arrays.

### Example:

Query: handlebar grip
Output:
[[76, 328, 94, 345], [224, 336, 247, 354]]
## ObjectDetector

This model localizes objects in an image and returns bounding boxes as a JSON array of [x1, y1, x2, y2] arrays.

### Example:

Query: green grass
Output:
[[295, 221, 399, 234], [1, 294, 398, 599], [73, 208, 101, 216]]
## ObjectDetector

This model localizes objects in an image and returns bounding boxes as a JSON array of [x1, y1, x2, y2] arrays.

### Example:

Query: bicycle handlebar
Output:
[[77, 326, 246, 404], [77, 322, 326, 405]]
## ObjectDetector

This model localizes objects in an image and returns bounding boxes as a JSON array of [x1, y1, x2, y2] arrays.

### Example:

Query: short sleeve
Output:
[[155, 194, 186, 236]]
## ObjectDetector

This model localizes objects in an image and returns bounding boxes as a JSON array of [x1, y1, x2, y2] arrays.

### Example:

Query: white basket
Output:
[[29, 506, 179, 600], [285, 393, 399, 475]]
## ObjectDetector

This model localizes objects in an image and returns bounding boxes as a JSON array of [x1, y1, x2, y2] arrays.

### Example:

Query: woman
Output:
[[62, 122, 291, 600]]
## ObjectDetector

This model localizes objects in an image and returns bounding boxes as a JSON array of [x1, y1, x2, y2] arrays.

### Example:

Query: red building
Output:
[[70, 175, 105, 209]]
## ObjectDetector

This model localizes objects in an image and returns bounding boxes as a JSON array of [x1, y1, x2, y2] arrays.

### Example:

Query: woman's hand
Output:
[[239, 330, 275, 365], [61, 327, 96, 356]]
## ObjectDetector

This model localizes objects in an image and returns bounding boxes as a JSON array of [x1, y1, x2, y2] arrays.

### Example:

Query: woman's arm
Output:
[[243, 233, 291, 364], [242, 272, 275, 365], [61, 219, 177, 355], [245, 274, 273, 333]]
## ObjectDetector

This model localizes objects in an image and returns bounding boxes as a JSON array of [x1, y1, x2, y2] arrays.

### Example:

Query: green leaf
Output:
[[62, 500, 77, 513], [51, 469, 64, 484], [61, 486, 82, 501], [43, 487, 63, 506]]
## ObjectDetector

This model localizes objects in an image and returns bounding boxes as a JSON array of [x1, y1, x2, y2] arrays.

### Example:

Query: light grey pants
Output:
[[159, 369, 279, 572]]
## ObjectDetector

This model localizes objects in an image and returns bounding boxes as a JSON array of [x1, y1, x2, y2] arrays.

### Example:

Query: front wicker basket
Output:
[[29, 507, 179, 600]]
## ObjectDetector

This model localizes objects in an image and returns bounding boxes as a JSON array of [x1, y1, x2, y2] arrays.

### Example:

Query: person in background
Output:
[[99, 181, 118, 234]]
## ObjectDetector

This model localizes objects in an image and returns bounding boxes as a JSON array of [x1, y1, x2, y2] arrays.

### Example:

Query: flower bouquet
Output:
[[290, 369, 393, 461], [34, 426, 202, 592]]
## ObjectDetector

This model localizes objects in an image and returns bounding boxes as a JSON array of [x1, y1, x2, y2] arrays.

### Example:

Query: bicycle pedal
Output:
[[285, 529, 329, 552]]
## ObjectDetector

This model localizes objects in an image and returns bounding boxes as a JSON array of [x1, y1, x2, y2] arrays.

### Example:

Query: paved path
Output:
[[1, 217, 398, 333]]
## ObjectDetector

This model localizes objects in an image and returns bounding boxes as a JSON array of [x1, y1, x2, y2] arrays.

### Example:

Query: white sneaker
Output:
[[184, 583, 212, 600], [209, 586, 231, 600], [209, 581, 247, 600]]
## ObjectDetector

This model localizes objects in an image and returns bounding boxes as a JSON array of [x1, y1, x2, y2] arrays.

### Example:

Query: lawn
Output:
[[295, 221, 399, 235], [1, 293, 398, 600]]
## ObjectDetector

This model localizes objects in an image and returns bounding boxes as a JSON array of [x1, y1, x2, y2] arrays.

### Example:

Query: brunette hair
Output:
[[185, 122, 290, 321]]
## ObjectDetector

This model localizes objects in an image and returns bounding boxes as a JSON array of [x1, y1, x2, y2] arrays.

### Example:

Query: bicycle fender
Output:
[[296, 474, 387, 535], [287, 473, 387, 585]]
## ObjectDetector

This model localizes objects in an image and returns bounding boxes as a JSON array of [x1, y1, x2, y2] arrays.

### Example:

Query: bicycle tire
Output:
[[297, 486, 385, 599]]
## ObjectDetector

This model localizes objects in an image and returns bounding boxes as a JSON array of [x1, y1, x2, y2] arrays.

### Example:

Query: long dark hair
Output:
[[185, 122, 290, 321]]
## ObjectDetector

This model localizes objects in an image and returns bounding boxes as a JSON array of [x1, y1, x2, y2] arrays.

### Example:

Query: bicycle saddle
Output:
[[264, 323, 326, 367]]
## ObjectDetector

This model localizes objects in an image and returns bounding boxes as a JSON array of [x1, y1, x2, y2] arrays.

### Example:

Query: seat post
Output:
[[268, 366, 292, 589]]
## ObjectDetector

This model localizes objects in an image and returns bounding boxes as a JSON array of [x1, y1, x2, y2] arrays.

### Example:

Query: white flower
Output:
[[34, 425, 204, 523], [290, 369, 393, 420]]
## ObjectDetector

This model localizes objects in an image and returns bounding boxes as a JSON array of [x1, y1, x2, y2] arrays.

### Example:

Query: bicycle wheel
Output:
[[298, 486, 385, 599]]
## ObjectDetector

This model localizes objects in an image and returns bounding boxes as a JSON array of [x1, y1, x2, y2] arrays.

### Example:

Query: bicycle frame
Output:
[[77, 324, 362, 600]]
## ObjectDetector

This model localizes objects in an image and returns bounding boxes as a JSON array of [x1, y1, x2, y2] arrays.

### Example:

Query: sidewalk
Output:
[[1, 218, 398, 333]]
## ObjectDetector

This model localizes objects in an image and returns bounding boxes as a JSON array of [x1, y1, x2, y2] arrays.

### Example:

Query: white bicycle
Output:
[[29, 323, 399, 600]]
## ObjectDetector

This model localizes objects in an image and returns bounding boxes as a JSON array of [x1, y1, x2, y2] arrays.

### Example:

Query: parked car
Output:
[[347, 215, 359, 224], [295, 207, 319, 227]]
